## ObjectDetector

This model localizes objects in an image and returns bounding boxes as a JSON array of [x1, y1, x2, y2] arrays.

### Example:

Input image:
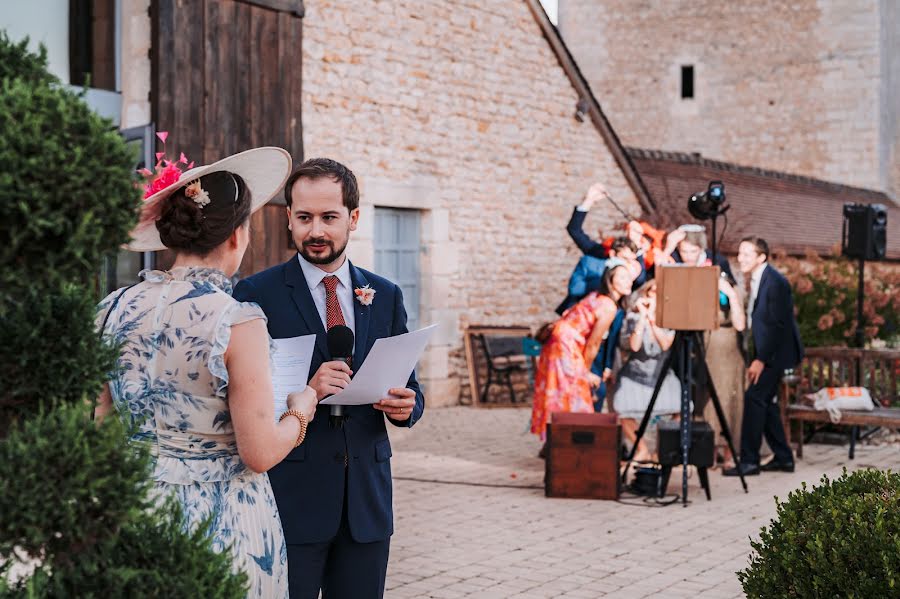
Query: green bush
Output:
[[0, 284, 118, 431], [0, 73, 140, 288], [738, 468, 900, 598], [6, 502, 248, 598], [0, 403, 153, 563], [0, 33, 56, 86], [0, 32, 247, 597]]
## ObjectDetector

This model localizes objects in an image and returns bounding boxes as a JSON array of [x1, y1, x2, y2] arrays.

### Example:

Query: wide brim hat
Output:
[[127, 146, 292, 252]]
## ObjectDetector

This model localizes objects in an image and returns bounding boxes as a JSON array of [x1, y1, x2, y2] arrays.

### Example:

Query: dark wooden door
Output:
[[152, 0, 303, 275]]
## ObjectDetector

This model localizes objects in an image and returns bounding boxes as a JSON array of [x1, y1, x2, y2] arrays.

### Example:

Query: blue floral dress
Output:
[[97, 267, 288, 598]]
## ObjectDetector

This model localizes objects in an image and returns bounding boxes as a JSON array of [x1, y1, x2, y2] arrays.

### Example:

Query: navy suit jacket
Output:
[[233, 256, 425, 545], [750, 264, 804, 371], [555, 255, 607, 315]]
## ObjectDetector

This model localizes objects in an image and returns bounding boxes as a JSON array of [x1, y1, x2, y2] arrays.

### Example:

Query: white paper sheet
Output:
[[320, 325, 438, 406], [271, 334, 317, 419]]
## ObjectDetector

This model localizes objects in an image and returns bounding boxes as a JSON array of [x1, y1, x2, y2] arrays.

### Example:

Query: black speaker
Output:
[[843, 203, 887, 261], [657, 420, 714, 468]]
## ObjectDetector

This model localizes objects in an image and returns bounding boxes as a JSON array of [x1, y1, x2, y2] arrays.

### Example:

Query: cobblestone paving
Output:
[[386, 406, 898, 598]]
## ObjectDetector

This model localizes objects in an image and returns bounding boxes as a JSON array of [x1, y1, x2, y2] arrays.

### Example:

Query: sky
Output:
[[540, 0, 559, 25]]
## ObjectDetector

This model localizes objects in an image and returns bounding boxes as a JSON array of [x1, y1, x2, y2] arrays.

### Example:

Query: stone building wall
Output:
[[881, 0, 900, 200], [558, 0, 895, 196], [120, 0, 152, 129], [301, 0, 643, 405]]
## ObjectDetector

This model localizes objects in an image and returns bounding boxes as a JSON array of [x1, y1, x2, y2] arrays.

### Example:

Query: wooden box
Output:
[[545, 412, 621, 500], [655, 265, 720, 331]]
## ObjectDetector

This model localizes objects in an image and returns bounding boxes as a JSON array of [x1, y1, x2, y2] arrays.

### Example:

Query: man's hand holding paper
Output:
[[373, 387, 416, 421], [320, 325, 437, 407]]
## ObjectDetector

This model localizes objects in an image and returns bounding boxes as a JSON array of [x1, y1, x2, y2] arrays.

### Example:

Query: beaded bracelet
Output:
[[279, 409, 308, 447]]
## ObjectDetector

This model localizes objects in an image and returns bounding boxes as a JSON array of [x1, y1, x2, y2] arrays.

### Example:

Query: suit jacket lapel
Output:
[[284, 256, 329, 359], [349, 263, 371, 366]]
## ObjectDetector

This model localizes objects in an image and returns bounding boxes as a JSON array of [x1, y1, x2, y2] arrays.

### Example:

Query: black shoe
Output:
[[723, 463, 759, 477], [760, 460, 795, 473]]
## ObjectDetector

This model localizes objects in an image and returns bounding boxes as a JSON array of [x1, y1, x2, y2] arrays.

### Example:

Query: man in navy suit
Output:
[[724, 237, 802, 477], [233, 158, 424, 599]]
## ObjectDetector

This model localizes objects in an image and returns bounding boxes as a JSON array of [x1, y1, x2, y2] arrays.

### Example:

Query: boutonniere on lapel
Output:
[[354, 285, 376, 306]]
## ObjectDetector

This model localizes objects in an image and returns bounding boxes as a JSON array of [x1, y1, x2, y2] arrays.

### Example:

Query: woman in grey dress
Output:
[[95, 148, 317, 598], [610, 280, 681, 462]]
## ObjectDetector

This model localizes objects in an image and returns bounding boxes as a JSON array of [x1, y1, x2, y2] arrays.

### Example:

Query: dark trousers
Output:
[[287, 476, 390, 599], [740, 365, 793, 466]]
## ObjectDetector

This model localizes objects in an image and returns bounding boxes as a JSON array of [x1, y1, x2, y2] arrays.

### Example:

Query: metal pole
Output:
[[681, 334, 693, 506], [856, 257, 865, 349]]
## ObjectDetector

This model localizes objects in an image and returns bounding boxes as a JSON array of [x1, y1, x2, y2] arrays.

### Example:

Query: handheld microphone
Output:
[[326, 325, 354, 428]]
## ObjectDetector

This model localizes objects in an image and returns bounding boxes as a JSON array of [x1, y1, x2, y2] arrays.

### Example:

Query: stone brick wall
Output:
[[558, 0, 892, 195], [120, 0, 152, 129], [301, 0, 643, 405], [881, 0, 900, 200]]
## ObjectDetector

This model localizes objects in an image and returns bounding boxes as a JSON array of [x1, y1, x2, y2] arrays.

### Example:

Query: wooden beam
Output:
[[236, 0, 304, 17]]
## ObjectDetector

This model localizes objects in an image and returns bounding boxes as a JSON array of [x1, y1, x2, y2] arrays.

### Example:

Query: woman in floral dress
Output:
[[531, 259, 634, 442], [95, 147, 317, 598]]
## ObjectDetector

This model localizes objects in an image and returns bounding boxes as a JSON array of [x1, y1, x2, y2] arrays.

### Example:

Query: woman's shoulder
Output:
[[217, 295, 267, 327], [593, 293, 618, 311]]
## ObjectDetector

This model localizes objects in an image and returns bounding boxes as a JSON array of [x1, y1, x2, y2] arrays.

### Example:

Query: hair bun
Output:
[[154, 170, 251, 255], [156, 193, 205, 248]]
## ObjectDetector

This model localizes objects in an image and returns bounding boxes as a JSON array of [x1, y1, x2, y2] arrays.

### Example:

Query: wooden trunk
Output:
[[545, 412, 621, 500]]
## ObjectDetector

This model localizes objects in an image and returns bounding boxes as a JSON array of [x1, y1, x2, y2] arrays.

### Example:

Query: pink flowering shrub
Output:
[[777, 250, 900, 348]]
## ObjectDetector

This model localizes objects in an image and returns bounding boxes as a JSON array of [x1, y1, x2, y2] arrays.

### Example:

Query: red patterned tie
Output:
[[323, 275, 346, 330]]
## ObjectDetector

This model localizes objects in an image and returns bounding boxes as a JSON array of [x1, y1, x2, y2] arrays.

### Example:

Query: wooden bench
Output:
[[478, 334, 530, 404], [463, 325, 536, 407], [782, 348, 900, 459]]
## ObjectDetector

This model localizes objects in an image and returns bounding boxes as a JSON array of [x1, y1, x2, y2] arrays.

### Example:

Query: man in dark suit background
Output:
[[724, 237, 802, 477], [234, 158, 425, 598]]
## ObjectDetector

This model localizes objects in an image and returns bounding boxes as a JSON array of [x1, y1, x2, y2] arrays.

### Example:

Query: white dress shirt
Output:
[[747, 262, 768, 330], [297, 253, 356, 332]]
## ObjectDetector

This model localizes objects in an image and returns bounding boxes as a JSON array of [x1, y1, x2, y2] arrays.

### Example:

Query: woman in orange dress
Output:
[[531, 259, 634, 442]]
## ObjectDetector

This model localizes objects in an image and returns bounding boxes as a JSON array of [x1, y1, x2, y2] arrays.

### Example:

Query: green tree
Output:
[[0, 33, 247, 596]]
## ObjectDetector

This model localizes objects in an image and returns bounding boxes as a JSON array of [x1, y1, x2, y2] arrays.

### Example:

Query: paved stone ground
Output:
[[385, 406, 898, 598]]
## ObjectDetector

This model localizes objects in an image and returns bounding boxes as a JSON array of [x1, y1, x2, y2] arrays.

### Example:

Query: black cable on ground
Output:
[[393, 476, 543, 490]]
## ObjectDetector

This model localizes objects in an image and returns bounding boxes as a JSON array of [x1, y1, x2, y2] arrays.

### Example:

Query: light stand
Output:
[[623, 185, 748, 505], [855, 256, 865, 350]]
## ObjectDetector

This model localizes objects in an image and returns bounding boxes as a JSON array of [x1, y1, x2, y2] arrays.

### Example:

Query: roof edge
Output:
[[523, 0, 656, 215], [627, 147, 894, 205]]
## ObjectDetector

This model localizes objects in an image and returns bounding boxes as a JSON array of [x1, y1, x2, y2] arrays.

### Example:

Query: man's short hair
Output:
[[284, 158, 359, 211], [610, 236, 638, 254], [741, 236, 770, 260]]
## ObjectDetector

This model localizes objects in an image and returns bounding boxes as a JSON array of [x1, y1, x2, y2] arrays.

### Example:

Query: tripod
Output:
[[622, 329, 749, 505]]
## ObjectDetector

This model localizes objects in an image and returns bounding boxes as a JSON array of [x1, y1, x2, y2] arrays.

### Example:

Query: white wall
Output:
[[2, 1, 70, 83]]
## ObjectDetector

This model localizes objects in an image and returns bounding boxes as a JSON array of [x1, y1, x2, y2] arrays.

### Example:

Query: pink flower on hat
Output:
[[137, 131, 195, 200]]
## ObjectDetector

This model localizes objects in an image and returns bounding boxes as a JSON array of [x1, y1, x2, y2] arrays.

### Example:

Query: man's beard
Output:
[[299, 236, 348, 265]]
